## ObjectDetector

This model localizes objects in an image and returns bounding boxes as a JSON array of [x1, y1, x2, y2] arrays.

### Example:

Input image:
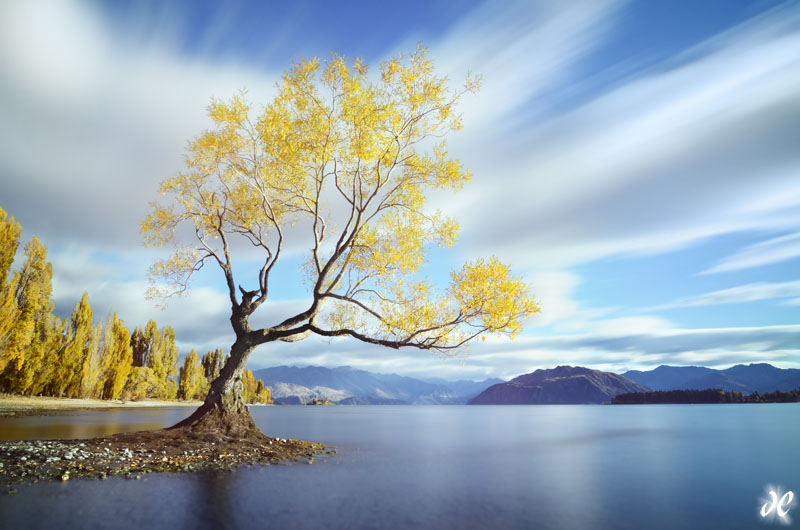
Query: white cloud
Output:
[[653, 280, 800, 309], [703, 232, 800, 274], [2, 1, 798, 383], [446, 4, 800, 267], [246, 321, 800, 380], [432, 1, 623, 136], [0, 0, 280, 250]]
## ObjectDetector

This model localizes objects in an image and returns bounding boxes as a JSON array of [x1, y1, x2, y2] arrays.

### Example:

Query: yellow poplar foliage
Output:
[[179, 349, 207, 400], [143, 45, 538, 356], [0, 207, 22, 294], [100, 313, 134, 400], [28, 313, 66, 396], [129, 320, 179, 399], [128, 321, 180, 399], [123, 366, 165, 401], [201, 349, 224, 381], [0, 206, 184, 400], [254, 379, 272, 404], [0, 237, 52, 383], [242, 369, 271, 404], [146, 322, 179, 382], [0, 208, 21, 363], [51, 292, 93, 397], [79, 321, 103, 398]]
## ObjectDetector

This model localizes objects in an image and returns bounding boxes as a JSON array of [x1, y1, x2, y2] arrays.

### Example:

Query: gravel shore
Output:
[[0, 430, 332, 493], [0, 396, 330, 492]]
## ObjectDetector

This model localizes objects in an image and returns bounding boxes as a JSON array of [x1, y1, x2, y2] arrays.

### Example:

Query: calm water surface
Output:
[[0, 404, 798, 529]]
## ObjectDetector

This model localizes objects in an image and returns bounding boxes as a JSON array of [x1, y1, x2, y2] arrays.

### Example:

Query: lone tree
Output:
[[143, 46, 539, 438]]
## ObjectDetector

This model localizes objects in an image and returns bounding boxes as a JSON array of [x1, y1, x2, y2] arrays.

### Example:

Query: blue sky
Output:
[[0, 0, 798, 380]]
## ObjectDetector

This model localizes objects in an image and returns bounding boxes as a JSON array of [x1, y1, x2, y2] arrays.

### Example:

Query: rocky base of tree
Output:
[[0, 428, 332, 493]]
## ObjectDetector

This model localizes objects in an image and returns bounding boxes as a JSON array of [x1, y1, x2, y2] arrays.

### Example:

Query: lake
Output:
[[1, 404, 798, 529]]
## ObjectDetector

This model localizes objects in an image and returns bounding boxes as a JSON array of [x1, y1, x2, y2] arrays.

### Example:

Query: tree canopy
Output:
[[143, 46, 538, 356]]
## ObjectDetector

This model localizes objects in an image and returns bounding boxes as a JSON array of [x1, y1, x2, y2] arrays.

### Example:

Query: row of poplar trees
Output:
[[179, 348, 271, 403], [0, 207, 271, 403]]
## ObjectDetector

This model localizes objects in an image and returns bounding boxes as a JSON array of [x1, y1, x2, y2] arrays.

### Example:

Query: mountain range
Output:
[[252, 365, 502, 405], [622, 363, 800, 394], [252, 363, 800, 405]]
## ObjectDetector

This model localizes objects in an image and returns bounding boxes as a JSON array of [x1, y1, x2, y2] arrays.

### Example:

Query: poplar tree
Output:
[[146, 322, 178, 395], [130, 326, 148, 367], [0, 208, 21, 354], [179, 350, 205, 400], [79, 321, 103, 398], [0, 207, 21, 292], [242, 369, 257, 403], [50, 292, 94, 397], [201, 349, 224, 381], [0, 237, 53, 391], [241, 370, 271, 404], [14, 308, 54, 395], [254, 380, 272, 404], [99, 313, 133, 400]]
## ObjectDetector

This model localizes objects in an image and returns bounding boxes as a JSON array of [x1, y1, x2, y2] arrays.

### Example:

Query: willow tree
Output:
[[143, 47, 538, 437]]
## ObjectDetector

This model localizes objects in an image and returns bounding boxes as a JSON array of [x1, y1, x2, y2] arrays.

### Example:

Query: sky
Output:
[[0, 0, 798, 381]]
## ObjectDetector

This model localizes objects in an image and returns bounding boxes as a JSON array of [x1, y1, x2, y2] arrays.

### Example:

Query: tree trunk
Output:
[[170, 338, 264, 439]]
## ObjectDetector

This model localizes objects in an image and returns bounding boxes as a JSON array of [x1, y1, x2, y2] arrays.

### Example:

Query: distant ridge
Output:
[[252, 365, 502, 405], [622, 363, 800, 394], [253, 363, 799, 406], [468, 366, 649, 405]]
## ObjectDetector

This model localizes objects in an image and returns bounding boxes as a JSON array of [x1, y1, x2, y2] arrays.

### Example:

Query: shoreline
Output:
[[0, 432, 331, 492], [0, 395, 205, 417], [0, 395, 330, 491]]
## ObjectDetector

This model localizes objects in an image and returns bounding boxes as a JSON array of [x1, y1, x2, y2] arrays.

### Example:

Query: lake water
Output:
[[1, 404, 798, 529]]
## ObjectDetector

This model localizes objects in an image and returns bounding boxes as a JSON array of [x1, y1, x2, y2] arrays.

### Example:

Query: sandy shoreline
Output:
[[0, 395, 203, 416]]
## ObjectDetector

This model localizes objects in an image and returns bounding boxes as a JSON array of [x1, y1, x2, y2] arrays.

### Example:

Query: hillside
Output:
[[622, 363, 800, 394], [468, 366, 649, 405]]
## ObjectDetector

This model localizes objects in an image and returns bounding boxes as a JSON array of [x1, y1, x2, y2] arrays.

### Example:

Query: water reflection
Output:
[[0, 407, 193, 441], [0, 405, 797, 530], [191, 471, 238, 528]]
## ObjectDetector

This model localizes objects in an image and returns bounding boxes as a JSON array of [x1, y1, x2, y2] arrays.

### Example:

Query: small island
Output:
[[306, 399, 336, 406]]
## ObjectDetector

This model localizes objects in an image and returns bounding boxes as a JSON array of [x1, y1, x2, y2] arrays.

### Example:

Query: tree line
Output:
[[0, 207, 271, 403], [611, 388, 800, 404]]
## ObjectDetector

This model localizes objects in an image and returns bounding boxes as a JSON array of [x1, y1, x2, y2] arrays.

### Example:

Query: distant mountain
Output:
[[252, 365, 501, 405], [621, 365, 715, 391], [468, 366, 650, 405], [622, 363, 800, 394], [337, 396, 410, 405]]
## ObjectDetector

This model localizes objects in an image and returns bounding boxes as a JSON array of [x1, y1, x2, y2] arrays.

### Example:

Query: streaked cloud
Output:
[[652, 280, 800, 310], [453, 4, 800, 267], [0, 0, 280, 250], [246, 321, 800, 380], [703, 232, 800, 274], [1, 0, 798, 380]]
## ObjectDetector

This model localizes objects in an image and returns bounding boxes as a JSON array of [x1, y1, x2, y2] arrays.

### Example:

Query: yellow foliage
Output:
[[0, 207, 22, 291], [179, 349, 207, 400], [0, 236, 52, 381], [450, 257, 540, 339], [143, 45, 537, 358], [99, 313, 133, 400]]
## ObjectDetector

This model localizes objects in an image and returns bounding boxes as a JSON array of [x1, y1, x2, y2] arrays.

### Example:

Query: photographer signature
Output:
[[760, 487, 795, 525]]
